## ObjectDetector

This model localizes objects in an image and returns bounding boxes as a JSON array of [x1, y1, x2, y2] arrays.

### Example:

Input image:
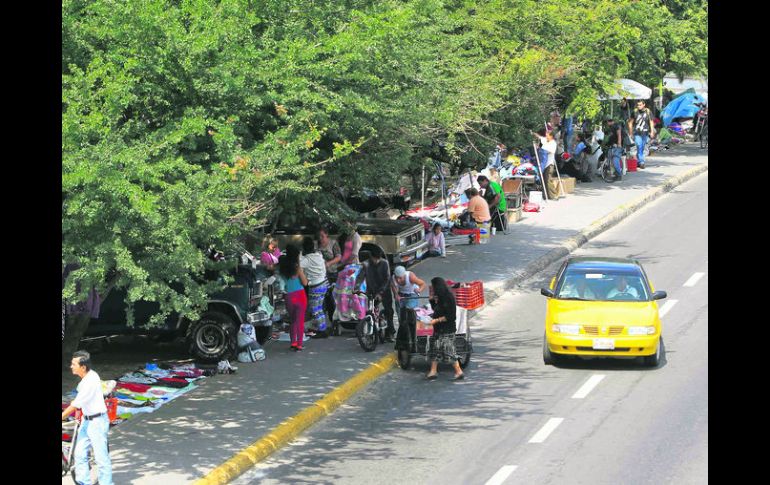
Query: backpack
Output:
[[236, 324, 266, 363]]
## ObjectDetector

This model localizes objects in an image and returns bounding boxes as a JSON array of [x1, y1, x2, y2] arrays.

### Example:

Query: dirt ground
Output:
[[61, 335, 194, 401]]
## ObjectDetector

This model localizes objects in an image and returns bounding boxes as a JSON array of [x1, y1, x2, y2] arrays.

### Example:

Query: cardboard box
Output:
[[507, 207, 522, 224], [558, 176, 576, 194]]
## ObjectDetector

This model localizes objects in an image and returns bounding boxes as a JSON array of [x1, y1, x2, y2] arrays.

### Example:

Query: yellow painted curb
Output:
[[193, 353, 397, 485]]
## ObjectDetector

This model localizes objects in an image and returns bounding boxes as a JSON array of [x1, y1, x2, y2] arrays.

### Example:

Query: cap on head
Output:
[[394, 266, 407, 278]]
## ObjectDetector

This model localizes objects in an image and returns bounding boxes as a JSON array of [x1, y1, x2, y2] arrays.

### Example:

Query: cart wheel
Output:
[[397, 349, 411, 370]]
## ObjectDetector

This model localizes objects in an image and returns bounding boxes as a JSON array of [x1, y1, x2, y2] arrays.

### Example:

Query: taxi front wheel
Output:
[[641, 337, 664, 368], [543, 334, 560, 366]]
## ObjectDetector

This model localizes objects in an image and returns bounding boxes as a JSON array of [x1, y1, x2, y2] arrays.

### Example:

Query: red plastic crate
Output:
[[451, 228, 480, 244], [450, 280, 485, 310]]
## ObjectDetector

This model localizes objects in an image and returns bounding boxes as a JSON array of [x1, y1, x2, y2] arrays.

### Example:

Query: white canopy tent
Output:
[[599, 78, 653, 101], [662, 73, 708, 96], [598, 79, 653, 119]]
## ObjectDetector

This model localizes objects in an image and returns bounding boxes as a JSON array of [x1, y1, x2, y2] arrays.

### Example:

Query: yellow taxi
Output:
[[540, 257, 667, 367]]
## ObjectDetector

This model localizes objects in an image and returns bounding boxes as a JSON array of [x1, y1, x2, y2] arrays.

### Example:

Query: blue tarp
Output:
[[661, 90, 707, 127]]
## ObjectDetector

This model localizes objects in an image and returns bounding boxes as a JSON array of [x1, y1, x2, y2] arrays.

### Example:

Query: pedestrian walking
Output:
[[629, 99, 656, 169], [424, 277, 465, 381], [62, 350, 114, 485]]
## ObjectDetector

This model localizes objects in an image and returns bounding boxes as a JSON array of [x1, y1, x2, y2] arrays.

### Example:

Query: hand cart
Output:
[[394, 280, 483, 370]]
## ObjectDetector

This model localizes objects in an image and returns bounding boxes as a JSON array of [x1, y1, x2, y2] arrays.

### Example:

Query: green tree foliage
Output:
[[62, 0, 707, 333]]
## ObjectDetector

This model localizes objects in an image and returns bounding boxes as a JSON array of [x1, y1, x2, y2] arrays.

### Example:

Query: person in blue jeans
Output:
[[605, 118, 624, 181], [629, 99, 656, 169], [62, 350, 113, 485]]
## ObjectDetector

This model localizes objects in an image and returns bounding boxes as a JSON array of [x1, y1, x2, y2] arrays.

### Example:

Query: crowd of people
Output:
[[257, 226, 464, 380]]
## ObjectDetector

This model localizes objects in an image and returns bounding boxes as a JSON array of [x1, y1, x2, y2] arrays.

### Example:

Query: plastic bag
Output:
[[523, 202, 541, 212]]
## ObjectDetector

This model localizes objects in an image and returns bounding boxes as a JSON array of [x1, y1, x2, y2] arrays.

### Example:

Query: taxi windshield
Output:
[[555, 268, 649, 302]]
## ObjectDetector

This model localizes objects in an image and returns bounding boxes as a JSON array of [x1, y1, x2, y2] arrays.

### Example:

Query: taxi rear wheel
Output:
[[641, 337, 664, 368]]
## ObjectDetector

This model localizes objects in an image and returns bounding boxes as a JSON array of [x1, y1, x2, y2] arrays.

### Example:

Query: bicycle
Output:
[[597, 145, 622, 183], [699, 118, 708, 150], [354, 292, 388, 352]]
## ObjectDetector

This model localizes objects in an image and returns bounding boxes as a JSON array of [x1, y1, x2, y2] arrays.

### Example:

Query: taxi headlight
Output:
[[552, 324, 580, 335], [627, 326, 656, 335]]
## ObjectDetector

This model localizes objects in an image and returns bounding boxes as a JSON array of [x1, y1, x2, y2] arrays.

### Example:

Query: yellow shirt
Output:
[[467, 195, 491, 223]]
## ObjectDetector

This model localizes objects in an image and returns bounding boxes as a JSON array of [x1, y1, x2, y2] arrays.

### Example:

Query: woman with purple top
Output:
[[421, 223, 446, 259]]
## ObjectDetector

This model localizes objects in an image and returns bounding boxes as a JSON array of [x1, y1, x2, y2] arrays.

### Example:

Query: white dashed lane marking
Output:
[[528, 418, 564, 443], [658, 299, 678, 318], [484, 465, 518, 485], [571, 375, 606, 399], [683, 272, 705, 287]]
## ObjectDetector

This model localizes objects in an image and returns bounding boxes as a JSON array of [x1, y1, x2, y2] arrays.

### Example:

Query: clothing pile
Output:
[[333, 264, 368, 321], [63, 362, 213, 424]]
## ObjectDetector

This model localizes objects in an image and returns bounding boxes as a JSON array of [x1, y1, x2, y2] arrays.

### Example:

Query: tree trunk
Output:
[[62, 312, 92, 365]]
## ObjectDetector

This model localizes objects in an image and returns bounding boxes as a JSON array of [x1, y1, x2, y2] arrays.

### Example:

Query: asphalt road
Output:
[[234, 172, 708, 485]]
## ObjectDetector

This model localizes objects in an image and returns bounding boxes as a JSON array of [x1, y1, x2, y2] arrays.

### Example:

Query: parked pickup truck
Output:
[[273, 218, 428, 267], [83, 258, 273, 362]]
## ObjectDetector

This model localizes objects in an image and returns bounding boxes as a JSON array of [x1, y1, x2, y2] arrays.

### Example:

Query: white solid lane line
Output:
[[683, 272, 705, 287], [572, 375, 606, 399], [484, 465, 518, 485], [658, 299, 679, 318], [528, 418, 565, 443]]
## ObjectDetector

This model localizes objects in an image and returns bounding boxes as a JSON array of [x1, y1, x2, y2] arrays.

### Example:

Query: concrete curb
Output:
[[193, 160, 707, 484], [193, 353, 397, 485], [483, 161, 709, 304]]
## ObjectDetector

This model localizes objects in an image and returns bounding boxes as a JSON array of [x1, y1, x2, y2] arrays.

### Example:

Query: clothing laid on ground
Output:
[[300, 252, 327, 287], [467, 195, 491, 223]]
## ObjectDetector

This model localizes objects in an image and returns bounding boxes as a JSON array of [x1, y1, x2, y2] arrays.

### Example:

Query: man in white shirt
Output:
[[606, 276, 640, 300], [534, 130, 560, 199], [62, 351, 113, 485]]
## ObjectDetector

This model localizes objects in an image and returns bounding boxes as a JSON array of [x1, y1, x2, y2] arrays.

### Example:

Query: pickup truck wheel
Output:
[[188, 312, 237, 362]]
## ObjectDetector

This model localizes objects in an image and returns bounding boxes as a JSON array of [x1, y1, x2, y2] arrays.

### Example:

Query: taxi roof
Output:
[[566, 257, 643, 273]]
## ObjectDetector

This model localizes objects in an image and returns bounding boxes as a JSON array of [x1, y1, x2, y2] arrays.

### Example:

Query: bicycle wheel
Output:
[[356, 317, 377, 352], [601, 160, 614, 183]]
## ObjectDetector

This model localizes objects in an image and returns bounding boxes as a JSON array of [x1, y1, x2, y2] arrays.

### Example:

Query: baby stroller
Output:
[[330, 263, 367, 331]]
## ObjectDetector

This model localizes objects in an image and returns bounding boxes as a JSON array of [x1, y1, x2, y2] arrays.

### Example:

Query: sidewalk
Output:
[[65, 142, 707, 485]]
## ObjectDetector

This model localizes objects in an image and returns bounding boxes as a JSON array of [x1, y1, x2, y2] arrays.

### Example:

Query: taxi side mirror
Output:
[[541, 287, 555, 298], [652, 291, 667, 301]]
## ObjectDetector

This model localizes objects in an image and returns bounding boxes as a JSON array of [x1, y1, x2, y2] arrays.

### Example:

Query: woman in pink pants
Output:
[[278, 247, 308, 351]]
